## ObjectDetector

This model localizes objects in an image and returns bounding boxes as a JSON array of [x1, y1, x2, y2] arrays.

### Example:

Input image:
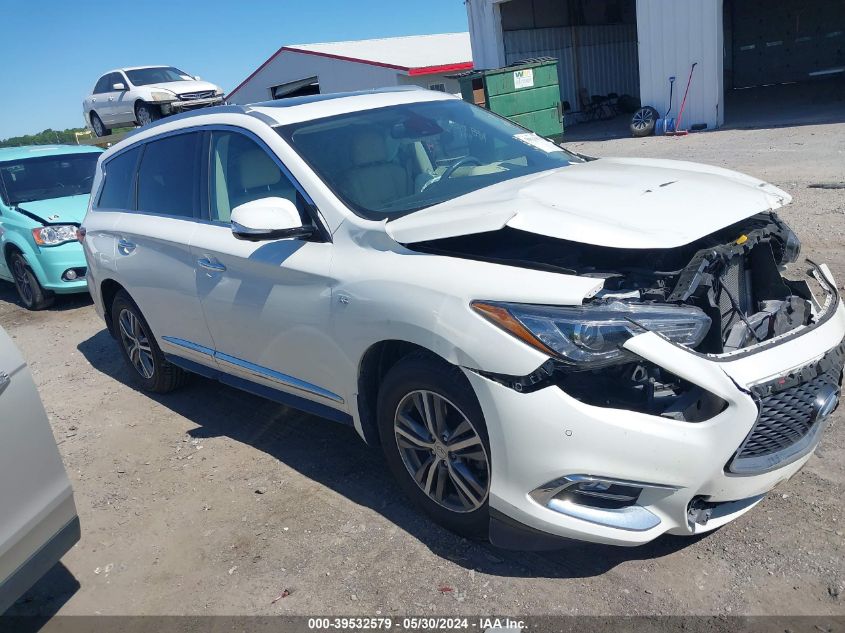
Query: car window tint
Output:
[[137, 133, 201, 217], [97, 146, 141, 210], [209, 131, 305, 223]]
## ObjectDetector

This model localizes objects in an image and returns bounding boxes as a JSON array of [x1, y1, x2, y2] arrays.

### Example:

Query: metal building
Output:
[[227, 33, 474, 104], [466, 0, 845, 130]]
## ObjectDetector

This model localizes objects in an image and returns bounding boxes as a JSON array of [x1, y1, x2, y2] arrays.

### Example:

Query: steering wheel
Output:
[[440, 155, 483, 180], [420, 156, 483, 193]]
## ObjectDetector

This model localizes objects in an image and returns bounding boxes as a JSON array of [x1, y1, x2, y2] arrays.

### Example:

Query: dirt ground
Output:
[[4, 121, 844, 617]]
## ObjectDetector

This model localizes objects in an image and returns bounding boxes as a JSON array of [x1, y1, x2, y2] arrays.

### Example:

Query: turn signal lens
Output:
[[471, 301, 556, 356]]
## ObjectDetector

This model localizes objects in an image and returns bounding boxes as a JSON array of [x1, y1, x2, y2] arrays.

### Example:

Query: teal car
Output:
[[0, 145, 102, 309]]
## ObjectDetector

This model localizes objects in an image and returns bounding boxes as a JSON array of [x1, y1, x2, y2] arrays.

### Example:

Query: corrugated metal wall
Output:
[[636, 0, 724, 129], [503, 24, 640, 109]]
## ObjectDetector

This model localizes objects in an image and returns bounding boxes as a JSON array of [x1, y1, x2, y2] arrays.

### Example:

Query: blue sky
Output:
[[0, 0, 469, 140]]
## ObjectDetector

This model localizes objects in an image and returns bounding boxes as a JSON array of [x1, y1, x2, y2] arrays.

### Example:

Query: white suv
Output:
[[83, 66, 223, 136], [80, 88, 844, 548]]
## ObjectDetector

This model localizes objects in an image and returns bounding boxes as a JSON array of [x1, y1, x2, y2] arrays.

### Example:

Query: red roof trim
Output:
[[280, 47, 412, 71], [227, 45, 474, 99], [408, 62, 474, 76]]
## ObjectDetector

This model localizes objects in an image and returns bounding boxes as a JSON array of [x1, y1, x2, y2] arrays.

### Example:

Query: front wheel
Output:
[[377, 353, 491, 538], [10, 252, 53, 310], [135, 102, 161, 126], [111, 290, 187, 393]]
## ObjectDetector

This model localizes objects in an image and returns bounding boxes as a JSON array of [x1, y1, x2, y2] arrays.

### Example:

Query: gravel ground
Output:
[[4, 122, 844, 617]]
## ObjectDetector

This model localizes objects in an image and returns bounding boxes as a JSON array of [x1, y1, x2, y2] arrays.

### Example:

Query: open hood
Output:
[[17, 194, 90, 225], [386, 158, 792, 249]]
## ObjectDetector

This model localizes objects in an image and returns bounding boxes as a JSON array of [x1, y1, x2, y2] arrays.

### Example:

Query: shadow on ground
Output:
[[77, 328, 702, 582], [3, 563, 80, 625], [0, 282, 93, 314]]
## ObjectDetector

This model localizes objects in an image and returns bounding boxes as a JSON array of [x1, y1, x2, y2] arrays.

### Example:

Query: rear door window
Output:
[[96, 146, 141, 210], [93, 75, 110, 94], [136, 133, 202, 217]]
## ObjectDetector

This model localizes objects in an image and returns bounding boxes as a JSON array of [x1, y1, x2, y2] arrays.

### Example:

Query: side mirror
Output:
[[112, 82, 126, 91], [230, 197, 313, 242]]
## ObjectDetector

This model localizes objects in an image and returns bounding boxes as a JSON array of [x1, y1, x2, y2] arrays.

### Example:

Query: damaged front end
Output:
[[411, 212, 839, 421]]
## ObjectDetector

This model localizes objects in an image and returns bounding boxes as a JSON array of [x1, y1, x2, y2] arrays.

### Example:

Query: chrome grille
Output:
[[179, 90, 215, 101], [728, 341, 844, 474]]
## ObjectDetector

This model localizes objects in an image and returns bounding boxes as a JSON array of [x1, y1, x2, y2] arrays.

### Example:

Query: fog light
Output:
[[62, 268, 85, 281], [530, 475, 677, 532]]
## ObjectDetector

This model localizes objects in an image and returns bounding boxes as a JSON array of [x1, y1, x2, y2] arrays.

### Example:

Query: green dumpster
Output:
[[456, 58, 564, 140]]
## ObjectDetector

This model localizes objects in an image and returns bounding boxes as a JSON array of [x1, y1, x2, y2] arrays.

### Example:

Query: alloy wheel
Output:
[[393, 390, 490, 513], [118, 308, 155, 379], [12, 257, 34, 306], [632, 108, 654, 131]]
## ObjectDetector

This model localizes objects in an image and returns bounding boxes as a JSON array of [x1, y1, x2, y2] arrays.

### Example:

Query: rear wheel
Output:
[[90, 112, 110, 137], [377, 353, 491, 537], [111, 290, 187, 393], [135, 102, 161, 126], [9, 251, 53, 310]]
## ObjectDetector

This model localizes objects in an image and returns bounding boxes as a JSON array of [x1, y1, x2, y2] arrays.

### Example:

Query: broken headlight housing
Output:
[[472, 301, 711, 369]]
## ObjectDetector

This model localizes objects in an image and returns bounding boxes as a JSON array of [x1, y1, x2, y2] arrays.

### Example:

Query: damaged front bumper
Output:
[[467, 265, 844, 547]]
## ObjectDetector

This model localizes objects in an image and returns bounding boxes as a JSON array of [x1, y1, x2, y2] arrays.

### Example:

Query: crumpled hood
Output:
[[17, 194, 90, 225], [386, 158, 792, 249], [153, 79, 220, 96]]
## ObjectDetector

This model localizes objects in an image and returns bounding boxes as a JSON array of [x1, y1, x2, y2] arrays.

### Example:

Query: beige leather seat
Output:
[[340, 130, 409, 210]]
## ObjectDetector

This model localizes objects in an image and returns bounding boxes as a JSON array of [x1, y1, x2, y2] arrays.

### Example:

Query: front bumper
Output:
[[160, 96, 223, 114], [28, 241, 88, 294], [467, 279, 845, 547]]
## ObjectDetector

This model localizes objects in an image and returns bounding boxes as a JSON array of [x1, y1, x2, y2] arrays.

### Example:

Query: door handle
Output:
[[117, 239, 136, 253], [197, 258, 226, 273], [0, 371, 10, 397]]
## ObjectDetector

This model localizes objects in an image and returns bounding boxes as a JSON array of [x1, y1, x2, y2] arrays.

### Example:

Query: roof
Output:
[[0, 145, 102, 161], [228, 32, 473, 100], [110, 89, 459, 155]]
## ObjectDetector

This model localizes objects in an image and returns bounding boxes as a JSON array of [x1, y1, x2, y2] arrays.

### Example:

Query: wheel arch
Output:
[[100, 278, 127, 337], [3, 239, 47, 285], [356, 339, 457, 446]]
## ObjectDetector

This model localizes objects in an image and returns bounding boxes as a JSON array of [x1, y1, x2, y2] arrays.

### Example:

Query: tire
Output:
[[90, 112, 110, 137], [135, 102, 161, 126], [111, 290, 187, 393], [631, 106, 659, 137], [377, 352, 491, 538], [9, 251, 53, 310]]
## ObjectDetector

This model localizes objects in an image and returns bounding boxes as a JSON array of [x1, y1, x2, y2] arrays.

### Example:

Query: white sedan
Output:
[[82, 65, 223, 136], [80, 88, 844, 548]]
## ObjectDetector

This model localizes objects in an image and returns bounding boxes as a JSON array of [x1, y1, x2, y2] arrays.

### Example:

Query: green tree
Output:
[[0, 127, 91, 148]]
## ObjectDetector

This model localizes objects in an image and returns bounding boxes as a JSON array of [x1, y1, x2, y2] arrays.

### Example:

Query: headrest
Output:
[[350, 130, 389, 166], [239, 149, 282, 189]]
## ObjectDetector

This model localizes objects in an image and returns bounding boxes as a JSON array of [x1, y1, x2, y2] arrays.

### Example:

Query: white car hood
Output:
[[151, 79, 220, 96], [386, 158, 792, 249]]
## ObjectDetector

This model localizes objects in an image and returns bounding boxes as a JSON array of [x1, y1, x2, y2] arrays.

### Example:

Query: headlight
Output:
[[150, 90, 176, 102], [472, 301, 711, 368], [214, 88, 224, 97], [31, 225, 78, 247]]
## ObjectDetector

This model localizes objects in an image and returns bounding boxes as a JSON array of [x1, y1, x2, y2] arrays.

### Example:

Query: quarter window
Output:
[[96, 146, 141, 210], [136, 133, 201, 217], [209, 131, 306, 223]]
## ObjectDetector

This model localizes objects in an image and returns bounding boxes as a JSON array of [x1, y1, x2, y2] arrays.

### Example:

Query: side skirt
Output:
[[165, 354, 353, 427]]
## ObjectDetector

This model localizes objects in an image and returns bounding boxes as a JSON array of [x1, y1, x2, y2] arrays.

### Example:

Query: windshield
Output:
[[277, 99, 582, 220], [0, 153, 99, 205], [126, 66, 192, 86]]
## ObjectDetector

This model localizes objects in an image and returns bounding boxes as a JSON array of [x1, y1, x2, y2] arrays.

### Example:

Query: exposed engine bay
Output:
[[410, 212, 835, 420], [411, 211, 815, 355]]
